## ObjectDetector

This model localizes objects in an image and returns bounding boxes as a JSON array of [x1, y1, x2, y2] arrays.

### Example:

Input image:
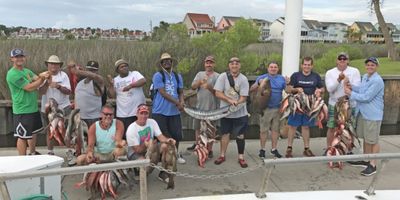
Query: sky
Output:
[[0, 0, 399, 31]]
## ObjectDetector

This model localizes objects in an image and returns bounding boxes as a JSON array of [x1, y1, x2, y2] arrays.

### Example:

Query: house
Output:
[[251, 18, 271, 41], [183, 13, 215, 37], [349, 22, 384, 43], [216, 16, 242, 32], [320, 22, 348, 43], [375, 23, 400, 43]]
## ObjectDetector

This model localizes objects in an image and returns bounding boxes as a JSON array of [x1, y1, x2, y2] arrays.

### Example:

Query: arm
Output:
[[132, 144, 147, 155], [106, 75, 116, 98], [249, 82, 259, 93], [86, 123, 96, 155], [71, 66, 104, 85], [114, 120, 125, 147], [24, 71, 49, 92], [350, 80, 383, 103], [123, 76, 147, 92], [325, 71, 340, 93]]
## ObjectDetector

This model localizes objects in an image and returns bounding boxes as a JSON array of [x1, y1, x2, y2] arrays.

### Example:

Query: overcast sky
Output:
[[0, 0, 399, 31]]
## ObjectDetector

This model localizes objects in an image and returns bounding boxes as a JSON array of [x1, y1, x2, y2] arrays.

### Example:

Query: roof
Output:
[[354, 21, 381, 34], [303, 19, 322, 29], [320, 22, 348, 27], [222, 16, 242, 26], [186, 13, 213, 24]]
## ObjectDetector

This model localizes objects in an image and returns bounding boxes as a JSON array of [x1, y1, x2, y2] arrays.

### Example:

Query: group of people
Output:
[[6, 48, 384, 178]]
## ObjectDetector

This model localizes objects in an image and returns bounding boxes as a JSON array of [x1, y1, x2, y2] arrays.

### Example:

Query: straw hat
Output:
[[114, 59, 129, 72], [45, 55, 63, 66], [156, 53, 178, 67]]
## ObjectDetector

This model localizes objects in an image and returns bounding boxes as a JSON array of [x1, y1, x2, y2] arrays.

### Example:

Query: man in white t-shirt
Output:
[[107, 59, 146, 140], [126, 104, 175, 181], [325, 52, 361, 153], [39, 55, 72, 155]]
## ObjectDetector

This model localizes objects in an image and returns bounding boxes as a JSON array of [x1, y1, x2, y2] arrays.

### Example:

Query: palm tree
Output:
[[370, 0, 398, 60]]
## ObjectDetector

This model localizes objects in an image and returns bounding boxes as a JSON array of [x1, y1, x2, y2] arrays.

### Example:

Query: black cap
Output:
[[365, 57, 379, 65], [85, 60, 99, 70]]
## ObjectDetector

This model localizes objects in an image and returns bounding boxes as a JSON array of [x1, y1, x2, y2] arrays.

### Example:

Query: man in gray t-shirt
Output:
[[213, 57, 249, 168], [187, 56, 219, 157]]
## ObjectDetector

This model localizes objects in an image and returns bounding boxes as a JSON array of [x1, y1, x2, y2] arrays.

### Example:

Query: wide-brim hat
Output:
[[156, 53, 178, 67], [45, 55, 63, 66], [114, 59, 129, 72]]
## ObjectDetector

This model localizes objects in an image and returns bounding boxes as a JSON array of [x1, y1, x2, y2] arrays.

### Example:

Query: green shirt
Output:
[[6, 66, 39, 114]]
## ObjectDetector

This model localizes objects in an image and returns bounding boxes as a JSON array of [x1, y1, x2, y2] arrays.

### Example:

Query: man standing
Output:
[[39, 55, 72, 155], [6, 48, 50, 155], [213, 57, 249, 168], [72, 61, 105, 128], [186, 56, 219, 158], [345, 57, 384, 176], [250, 62, 286, 158], [151, 53, 186, 164], [76, 104, 126, 165], [107, 59, 146, 139], [325, 52, 360, 152], [285, 57, 324, 158]]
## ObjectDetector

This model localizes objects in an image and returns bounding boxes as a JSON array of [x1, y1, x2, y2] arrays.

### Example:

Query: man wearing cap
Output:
[[325, 52, 361, 153], [6, 48, 51, 155], [285, 57, 324, 158], [71, 60, 105, 128], [345, 57, 384, 176], [151, 53, 186, 164], [39, 55, 72, 155], [186, 56, 219, 158], [250, 61, 287, 159], [213, 57, 250, 168], [107, 59, 146, 139], [126, 104, 176, 180], [76, 104, 126, 165]]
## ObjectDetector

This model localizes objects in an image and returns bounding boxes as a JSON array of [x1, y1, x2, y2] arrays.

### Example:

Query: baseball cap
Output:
[[137, 104, 149, 114], [204, 56, 215, 62], [337, 52, 349, 60], [85, 60, 99, 70], [365, 57, 379, 65], [10, 48, 26, 57], [229, 57, 240, 63]]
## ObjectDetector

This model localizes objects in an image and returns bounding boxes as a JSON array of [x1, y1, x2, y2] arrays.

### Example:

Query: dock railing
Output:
[[257, 153, 400, 199], [0, 159, 150, 200]]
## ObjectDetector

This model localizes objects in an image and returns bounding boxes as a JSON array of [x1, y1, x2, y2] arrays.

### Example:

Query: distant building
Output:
[[183, 13, 215, 37], [375, 23, 400, 43], [320, 22, 348, 43], [251, 18, 271, 41], [349, 22, 384, 43], [216, 16, 242, 32]]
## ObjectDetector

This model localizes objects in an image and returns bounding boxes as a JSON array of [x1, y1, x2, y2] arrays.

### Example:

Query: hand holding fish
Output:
[[39, 71, 51, 80], [344, 87, 352, 95], [314, 88, 322, 97], [295, 87, 304, 94], [166, 138, 176, 145], [337, 72, 345, 82], [86, 151, 95, 163]]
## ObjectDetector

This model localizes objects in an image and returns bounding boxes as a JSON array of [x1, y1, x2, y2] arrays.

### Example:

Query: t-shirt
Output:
[[214, 72, 249, 118], [75, 79, 102, 119], [255, 73, 286, 108], [40, 71, 71, 113], [126, 119, 162, 154], [6, 67, 39, 114], [151, 71, 183, 116], [289, 71, 323, 95], [325, 66, 361, 106], [113, 71, 146, 118], [192, 71, 220, 110]]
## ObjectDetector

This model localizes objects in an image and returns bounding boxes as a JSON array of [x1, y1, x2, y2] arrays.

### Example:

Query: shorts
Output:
[[82, 118, 99, 130], [95, 152, 115, 163], [220, 116, 248, 136], [117, 116, 137, 140], [327, 105, 355, 128], [259, 108, 280, 133], [356, 115, 381, 144], [193, 118, 218, 130], [287, 113, 315, 127], [13, 112, 43, 139], [152, 114, 182, 141]]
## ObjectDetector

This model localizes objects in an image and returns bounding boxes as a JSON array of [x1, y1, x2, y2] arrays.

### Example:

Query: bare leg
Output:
[[259, 131, 268, 149], [326, 128, 335, 147], [287, 126, 297, 147], [28, 134, 37, 154], [271, 130, 279, 150], [194, 129, 200, 142], [301, 126, 310, 148], [17, 138, 28, 155], [219, 134, 230, 157]]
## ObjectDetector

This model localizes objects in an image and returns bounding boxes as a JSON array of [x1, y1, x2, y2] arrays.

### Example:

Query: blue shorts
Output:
[[287, 113, 316, 127]]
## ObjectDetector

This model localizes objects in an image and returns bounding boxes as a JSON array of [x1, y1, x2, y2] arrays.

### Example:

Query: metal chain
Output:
[[150, 162, 264, 180]]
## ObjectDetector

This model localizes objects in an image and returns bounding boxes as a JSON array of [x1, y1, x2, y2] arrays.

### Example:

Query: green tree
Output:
[[65, 33, 75, 40], [152, 21, 170, 41]]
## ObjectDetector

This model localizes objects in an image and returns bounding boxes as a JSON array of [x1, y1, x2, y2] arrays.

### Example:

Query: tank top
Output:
[[95, 119, 116, 154], [75, 79, 102, 119]]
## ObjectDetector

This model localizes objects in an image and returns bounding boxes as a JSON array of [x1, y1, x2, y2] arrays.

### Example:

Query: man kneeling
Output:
[[76, 104, 126, 165], [126, 104, 175, 182]]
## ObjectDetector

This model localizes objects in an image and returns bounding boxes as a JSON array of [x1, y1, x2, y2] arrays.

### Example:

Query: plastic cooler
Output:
[[0, 155, 64, 200]]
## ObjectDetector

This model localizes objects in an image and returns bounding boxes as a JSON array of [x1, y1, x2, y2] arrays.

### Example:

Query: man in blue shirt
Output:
[[345, 57, 384, 176], [151, 53, 186, 164], [250, 62, 287, 158]]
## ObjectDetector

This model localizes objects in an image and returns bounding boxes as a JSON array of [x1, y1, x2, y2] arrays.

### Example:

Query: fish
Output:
[[74, 172, 88, 188], [145, 140, 160, 174], [65, 109, 87, 156], [184, 105, 230, 118], [254, 78, 271, 114], [45, 98, 65, 146], [107, 171, 118, 199], [162, 143, 177, 189], [194, 142, 209, 168]]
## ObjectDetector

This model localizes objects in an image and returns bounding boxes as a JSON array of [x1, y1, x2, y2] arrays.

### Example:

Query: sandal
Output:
[[214, 156, 225, 165], [238, 159, 248, 168]]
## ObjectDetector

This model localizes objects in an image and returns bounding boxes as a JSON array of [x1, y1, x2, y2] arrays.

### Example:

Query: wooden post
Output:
[[139, 166, 148, 200]]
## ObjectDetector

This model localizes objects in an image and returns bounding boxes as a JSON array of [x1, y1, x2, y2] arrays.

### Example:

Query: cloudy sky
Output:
[[0, 0, 399, 31]]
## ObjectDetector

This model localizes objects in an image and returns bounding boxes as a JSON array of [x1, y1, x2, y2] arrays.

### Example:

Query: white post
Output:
[[282, 0, 303, 77]]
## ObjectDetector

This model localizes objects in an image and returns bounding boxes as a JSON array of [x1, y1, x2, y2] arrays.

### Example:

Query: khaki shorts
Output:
[[259, 108, 280, 133], [356, 115, 381, 144]]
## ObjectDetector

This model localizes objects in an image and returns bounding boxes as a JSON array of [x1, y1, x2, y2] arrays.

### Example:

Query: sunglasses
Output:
[[102, 112, 114, 116], [338, 57, 348, 61]]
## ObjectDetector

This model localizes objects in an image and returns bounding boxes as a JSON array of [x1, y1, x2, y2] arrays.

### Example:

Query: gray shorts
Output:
[[356, 115, 381, 144], [259, 108, 280, 133]]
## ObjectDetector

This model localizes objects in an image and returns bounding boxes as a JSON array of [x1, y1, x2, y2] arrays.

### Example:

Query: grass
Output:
[[350, 57, 400, 75]]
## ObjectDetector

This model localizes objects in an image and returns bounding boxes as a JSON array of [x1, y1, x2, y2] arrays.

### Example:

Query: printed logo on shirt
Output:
[[165, 79, 176, 96], [138, 126, 152, 144], [298, 80, 314, 85]]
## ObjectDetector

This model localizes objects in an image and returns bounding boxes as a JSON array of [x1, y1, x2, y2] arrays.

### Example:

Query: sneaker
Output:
[[303, 149, 315, 157], [270, 149, 282, 158], [238, 159, 248, 168], [158, 171, 169, 183], [28, 151, 41, 155], [48, 151, 55, 155], [214, 156, 225, 165], [177, 154, 186, 164], [347, 160, 369, 168], [187, 143, 196, 151], [68, 156, 77, 166], [285, 147, 293, 158], [208, 151, 214, 159], [361, 164, 377, 176], [258, 149, 266, 158]]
